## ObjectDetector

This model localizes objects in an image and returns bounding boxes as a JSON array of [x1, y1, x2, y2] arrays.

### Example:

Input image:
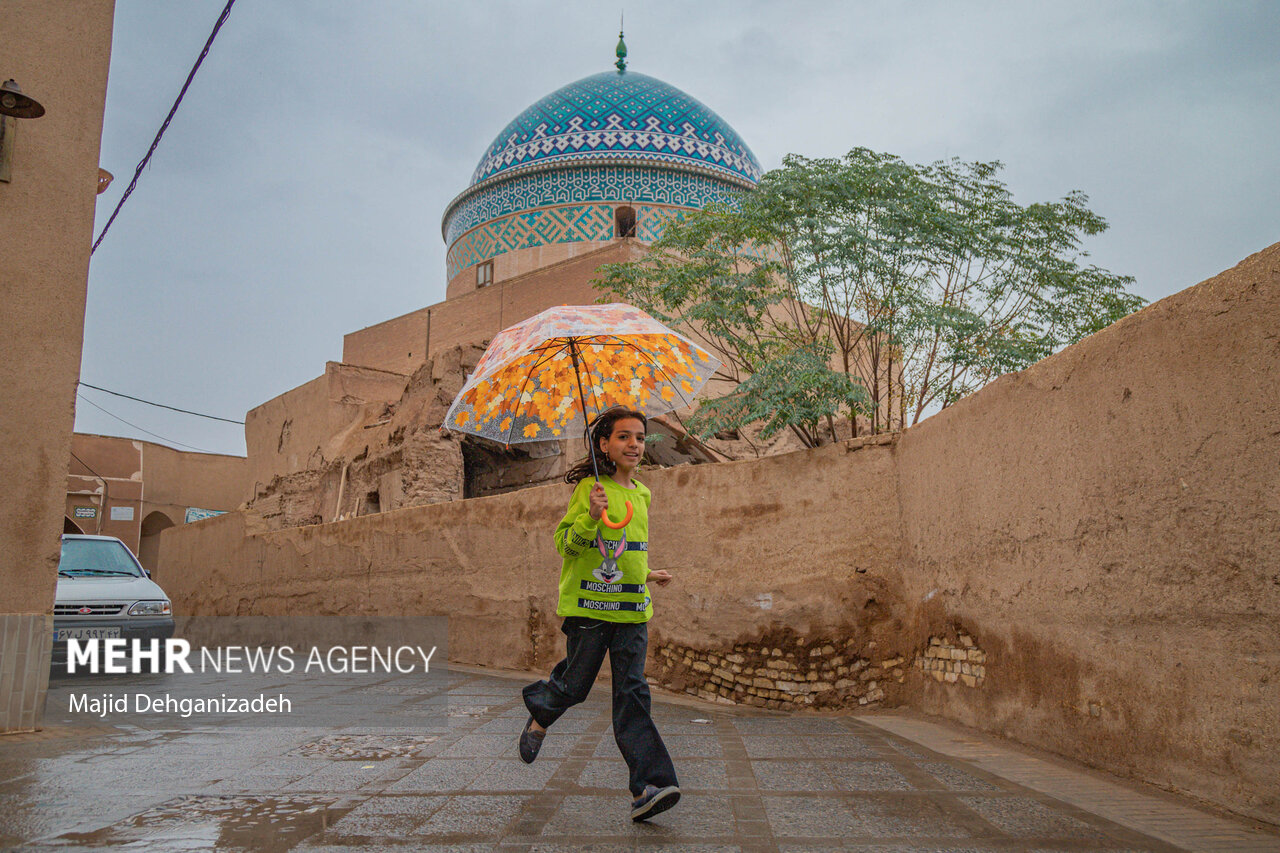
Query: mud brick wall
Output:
[[160, 243, 1280, 823], [895, 244, 1280, 824]]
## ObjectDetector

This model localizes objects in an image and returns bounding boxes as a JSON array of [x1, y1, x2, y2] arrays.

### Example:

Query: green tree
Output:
[[597, 147, 1144, 443]]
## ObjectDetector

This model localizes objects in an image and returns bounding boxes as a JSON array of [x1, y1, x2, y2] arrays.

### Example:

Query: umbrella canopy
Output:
[[445, 303, 721, 446]]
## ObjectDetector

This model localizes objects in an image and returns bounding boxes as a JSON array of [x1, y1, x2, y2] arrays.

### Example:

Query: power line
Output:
[[78, 381, 244, 424], [76, 393, 218, 454], [91, 0, 238, 254], [69, 450, 107, 482]]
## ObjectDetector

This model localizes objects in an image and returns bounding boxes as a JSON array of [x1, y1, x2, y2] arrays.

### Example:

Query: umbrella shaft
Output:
[[569, 341, 602, 483]]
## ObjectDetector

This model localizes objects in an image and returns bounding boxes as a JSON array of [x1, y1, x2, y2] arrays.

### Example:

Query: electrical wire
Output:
[[91, 0, 238, 254], [69, 450, 108, 483], [76, 393, 218, 454], [78, 381, 244, 424]]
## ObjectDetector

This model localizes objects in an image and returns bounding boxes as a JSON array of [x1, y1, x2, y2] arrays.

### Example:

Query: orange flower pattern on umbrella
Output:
[[445, 304, 721, 445]]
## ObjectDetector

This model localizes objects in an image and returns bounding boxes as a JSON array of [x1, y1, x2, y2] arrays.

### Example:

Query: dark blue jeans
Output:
[[523, 616, 678, 797]]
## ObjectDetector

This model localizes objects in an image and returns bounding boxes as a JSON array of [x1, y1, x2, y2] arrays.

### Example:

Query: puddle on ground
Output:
[[296, 734, 438, 760], [57, 795, 340, 850]]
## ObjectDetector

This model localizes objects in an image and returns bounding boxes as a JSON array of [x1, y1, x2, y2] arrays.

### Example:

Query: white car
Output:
[[53, 534, 174, 666]]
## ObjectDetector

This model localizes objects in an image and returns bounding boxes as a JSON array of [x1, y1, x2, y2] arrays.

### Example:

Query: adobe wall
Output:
[[894, 243, 1280, 823], [65, 433, 143, 546], [342, 241, 647, 374], [160, 434, 909, 701], [245, 363, 408, 493], [140, 441, 245, 518], [158, 244, 1280, 821], [63, 434, 245, 569], [343, 308, 432, 377], [0, 0, 115, 733]]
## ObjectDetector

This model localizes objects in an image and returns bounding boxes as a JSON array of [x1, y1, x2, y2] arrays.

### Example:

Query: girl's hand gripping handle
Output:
[[588, 481, 634, 530]]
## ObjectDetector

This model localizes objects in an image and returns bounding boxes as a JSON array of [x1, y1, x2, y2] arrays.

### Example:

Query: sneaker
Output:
[[631, 784, 681, 821], [518, 716, 545, 764]]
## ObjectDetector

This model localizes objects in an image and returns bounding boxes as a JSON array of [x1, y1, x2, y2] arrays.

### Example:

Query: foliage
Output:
[[595, 148, 1145, 444], [686, 341, 868, 447]]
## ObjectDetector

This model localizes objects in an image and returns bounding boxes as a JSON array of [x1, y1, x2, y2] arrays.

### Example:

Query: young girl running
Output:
[[518, 406, 681, 821]]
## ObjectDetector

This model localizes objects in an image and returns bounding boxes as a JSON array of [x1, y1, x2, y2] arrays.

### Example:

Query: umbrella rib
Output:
[[598, 334, 702, 409], [502, 341, 572, 445], [577, 340, 605, 419]]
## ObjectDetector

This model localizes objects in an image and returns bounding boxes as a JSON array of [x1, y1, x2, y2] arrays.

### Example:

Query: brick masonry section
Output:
[[0, 612, 54, 733], [915, 633, 987, 688]]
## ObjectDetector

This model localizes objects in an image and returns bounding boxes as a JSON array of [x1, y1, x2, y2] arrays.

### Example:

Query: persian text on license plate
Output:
[[54, 627, 122, 641]]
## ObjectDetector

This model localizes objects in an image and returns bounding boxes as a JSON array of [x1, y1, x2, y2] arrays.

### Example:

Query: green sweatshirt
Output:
[[553, 475, 652, 622]]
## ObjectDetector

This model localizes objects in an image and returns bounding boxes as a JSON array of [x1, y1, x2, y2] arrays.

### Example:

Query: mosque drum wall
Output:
[[161, 243, 1280, 823], [343, 242, 648, 374]]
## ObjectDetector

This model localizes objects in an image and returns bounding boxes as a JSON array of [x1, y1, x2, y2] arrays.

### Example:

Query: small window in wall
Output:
[[360, 490, 381, 516], [476, 260, 494, 288], [615, 205, 636, 238]]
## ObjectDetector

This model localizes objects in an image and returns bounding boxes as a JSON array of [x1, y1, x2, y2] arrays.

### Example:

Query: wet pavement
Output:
[[2, 666, 1276, 851]]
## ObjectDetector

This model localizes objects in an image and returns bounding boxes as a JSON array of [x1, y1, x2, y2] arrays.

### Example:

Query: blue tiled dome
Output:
[[469, 70, 763, 188]]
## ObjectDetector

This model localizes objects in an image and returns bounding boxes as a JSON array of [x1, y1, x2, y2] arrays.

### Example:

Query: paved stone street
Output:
[[1, 667, 1275, 851]]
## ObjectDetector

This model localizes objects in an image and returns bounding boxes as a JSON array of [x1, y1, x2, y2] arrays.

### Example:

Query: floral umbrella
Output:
[[445, 303, 722, 526]]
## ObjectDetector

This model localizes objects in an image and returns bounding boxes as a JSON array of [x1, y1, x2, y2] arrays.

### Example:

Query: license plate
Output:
[[54, 627, 122, 641]]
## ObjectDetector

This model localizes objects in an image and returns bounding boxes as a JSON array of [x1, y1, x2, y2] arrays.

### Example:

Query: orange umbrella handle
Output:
[[601, 501, 633, 530]]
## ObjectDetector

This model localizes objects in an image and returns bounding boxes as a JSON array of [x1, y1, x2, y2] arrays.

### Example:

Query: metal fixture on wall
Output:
[[0, 79, 47, 183]]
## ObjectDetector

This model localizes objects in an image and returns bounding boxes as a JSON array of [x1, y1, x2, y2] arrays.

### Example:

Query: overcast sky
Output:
[[78, 1, 1280, 457]]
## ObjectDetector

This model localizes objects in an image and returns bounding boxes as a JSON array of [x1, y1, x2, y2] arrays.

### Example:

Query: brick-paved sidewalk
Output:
[[1, 667, 1275, 851]]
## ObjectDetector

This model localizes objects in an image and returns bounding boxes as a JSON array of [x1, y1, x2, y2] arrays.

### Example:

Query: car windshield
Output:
[[59, 539, 143, 577]]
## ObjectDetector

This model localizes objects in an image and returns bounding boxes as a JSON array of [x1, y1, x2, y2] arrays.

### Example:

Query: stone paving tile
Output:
[[540, 794, 639, 836], [576, 757, 732, 792], [466, 757, 562, 791], [326, 811, 424, 837], [777, 847, 1153, 853], [764, 793, 979, 839], [280, 759, 411, 793], [646, 792, 737, 837], [440, 733, 525, 758], [303, 841, 495, 852], [660, 734, 725, 758], [342, 794, 451, 817], [751, 759, 838, 791], [918, 760, 1005, 792], [541, 792, 734, 838], [478, 715, 595, 735], [383, 757, 498, 793], [730, 716, 809, 734], [4, 668, 1270, 851], [412, 794, 531, 837], [760, 794, 866, 837], [803, 733, 882, 758], [960, 795, 1116, 841], [821, 759, 916, 791], [575, 759, 631, 790], [740, 735, 810, 758], [525, 731, 585, 759], [526, 844, 636, 853]]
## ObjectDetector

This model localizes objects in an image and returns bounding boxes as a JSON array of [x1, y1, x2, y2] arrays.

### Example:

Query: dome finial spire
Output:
[[615, 14, 627, 72]]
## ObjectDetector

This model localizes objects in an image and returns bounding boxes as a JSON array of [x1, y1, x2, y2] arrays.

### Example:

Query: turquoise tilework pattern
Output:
[[444, 165, 747, 246], [469, 71, 762, 187], [446, 202, 691, 281]]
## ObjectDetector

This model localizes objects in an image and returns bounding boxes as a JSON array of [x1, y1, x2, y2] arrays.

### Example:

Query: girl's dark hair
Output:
[[564, 406, 647, 484]]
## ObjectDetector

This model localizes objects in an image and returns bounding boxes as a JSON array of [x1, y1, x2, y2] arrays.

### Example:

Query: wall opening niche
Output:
[[615, 205, 636, 238]]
